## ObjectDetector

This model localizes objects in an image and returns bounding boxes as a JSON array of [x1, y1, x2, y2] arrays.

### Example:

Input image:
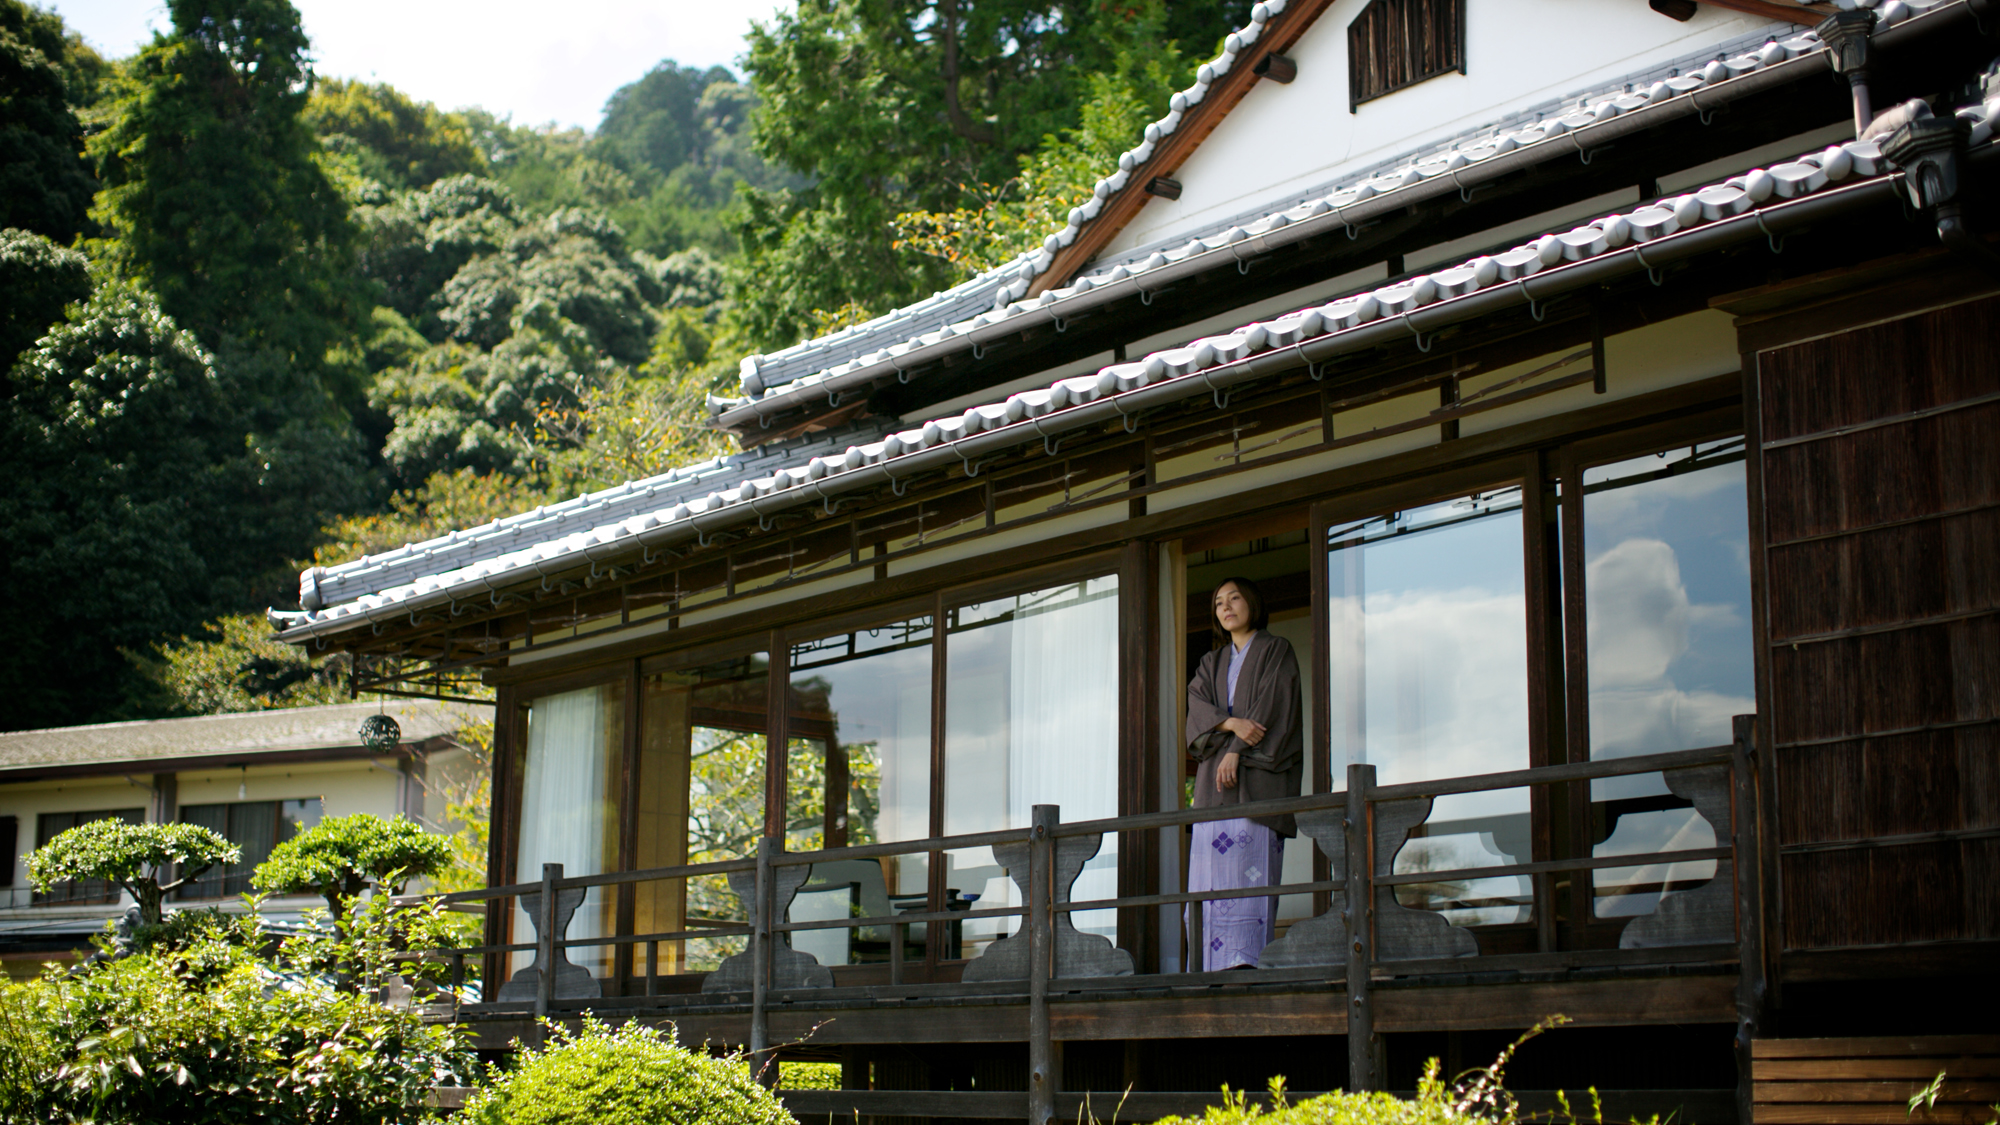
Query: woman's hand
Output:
[[1216, 752, 1241, 791], [1219, 716, 1266, 746]]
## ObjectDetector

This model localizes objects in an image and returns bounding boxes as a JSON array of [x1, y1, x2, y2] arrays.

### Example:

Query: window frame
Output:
[[1347, 0, 1467, 112]]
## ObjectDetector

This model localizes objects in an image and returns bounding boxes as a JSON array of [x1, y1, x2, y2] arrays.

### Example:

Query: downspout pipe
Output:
[[279, 159, 1969, 645], [1817, 9, 1878, 138]]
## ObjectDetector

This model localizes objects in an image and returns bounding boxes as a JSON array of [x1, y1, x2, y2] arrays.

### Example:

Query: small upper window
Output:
[[1348, 0, 1466, 112]]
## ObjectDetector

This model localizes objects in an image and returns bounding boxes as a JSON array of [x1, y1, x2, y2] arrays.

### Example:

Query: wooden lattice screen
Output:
[[1347, 0, 1465, 111]]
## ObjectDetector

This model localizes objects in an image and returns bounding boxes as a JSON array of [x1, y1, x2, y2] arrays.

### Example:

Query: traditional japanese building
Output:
[[275, 1, 2000, 1120]]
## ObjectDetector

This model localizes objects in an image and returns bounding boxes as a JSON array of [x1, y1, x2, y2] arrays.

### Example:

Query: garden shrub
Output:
[[9, 929, 470, 1124], [464, 1017, 795, 1125]]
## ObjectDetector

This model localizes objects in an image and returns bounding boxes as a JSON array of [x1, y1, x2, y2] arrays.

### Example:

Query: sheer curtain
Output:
[[514, 686, 613, 978], [1007, 581, 1120, 936]]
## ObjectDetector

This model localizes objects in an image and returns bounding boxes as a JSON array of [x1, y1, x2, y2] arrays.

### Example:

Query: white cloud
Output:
[[1586, 537, 1752, 759]]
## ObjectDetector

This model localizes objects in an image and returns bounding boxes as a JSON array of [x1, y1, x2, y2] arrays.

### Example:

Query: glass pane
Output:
[[1327, 488, 1532, 927], [514, 680, 626, 982], [636, 654, 768, 975], [278, 798, 323, 842], [946, 576, 1120, 957], [1583, 440, 1751, 917], [789, 620, 932, 965], [226, 802, 279, 898], [177, 804, 230, 900]]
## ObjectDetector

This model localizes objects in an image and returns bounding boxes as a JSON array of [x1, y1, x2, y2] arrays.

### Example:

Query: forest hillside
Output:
[[0, 0, 1244, 729]]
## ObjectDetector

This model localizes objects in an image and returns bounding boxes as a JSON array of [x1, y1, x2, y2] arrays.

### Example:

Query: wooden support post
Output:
[[1344, 765, 1376, 1091], [535, 863, 560, 1045], [646, 939, 658, 997], [1732, 715, 1766, 1125], [751, 836, 777, 1085], [1028, 804, 1058, 1125], [890, 919, 905, 986]]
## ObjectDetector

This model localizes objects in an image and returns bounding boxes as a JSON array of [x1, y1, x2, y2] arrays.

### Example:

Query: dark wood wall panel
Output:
[[1754, 294, 2000, 954], [1756, 297, 2000, 441], [1776, 729, 1975, 844], [1781, 842, 1967, 948], [1768, 624, 1975, 744]]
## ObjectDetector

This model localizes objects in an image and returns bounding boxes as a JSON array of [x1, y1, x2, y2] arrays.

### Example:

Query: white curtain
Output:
[[514, 686, 611, 976], [1007, 582, 1119, 935]]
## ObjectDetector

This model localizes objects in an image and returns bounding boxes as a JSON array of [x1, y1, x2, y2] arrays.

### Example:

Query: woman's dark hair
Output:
[[1209, 576, 1268, 650]]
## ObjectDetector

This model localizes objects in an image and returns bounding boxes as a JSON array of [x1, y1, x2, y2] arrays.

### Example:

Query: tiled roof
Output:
[[279, 125, 1963, 639], [712, 3, 1959, 431], [0, 700, 482, 775]]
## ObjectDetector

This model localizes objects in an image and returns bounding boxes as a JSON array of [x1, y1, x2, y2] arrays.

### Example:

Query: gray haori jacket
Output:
[[1186, 630, 1305, 837]]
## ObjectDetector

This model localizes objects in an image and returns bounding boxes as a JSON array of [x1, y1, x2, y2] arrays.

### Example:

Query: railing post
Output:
[[1344, 764, 1376, 1092], [1731, 715, 1766, 1125], [750, 836, 777, 1086], [535, 863, 560, 1045], [1028, 804, 1058, 1125]]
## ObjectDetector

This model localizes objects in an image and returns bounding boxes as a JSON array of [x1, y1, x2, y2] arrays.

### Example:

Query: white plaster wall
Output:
[[0, 759, 404, 916], [1105, 0, 1781, 258]]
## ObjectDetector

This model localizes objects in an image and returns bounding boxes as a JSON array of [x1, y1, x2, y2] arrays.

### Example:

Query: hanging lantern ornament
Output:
[[359, 713, 403, 753]]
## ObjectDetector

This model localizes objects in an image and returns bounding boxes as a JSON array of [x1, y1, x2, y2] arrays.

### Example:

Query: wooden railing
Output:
[[398, 717, 1766, 1125]]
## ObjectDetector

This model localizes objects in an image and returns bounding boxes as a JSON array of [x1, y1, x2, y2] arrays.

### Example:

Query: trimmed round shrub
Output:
[[465, 1018, 794, 1125]]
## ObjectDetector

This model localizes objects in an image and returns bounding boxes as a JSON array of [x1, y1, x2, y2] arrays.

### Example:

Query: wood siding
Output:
[[1754, 295, 2000, 952]]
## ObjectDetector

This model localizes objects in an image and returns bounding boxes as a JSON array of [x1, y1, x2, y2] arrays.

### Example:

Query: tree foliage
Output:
[[0, 0, 102, 243], [464, 1017, 794, 1125], [123, 612, 354, 716], [7, 910, 470, 1124], [87, 0, 362, 383], [306, 77, 487, 191], [0, 224, 89, 372], [0, 275, 361, 727], [253, 812, 453, 919], [731, 0, 1244, 347], [27, 819, 239, 926]]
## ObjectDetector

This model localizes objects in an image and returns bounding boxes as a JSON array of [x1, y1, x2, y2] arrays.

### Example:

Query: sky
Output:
[[46, 1, 794, 131]]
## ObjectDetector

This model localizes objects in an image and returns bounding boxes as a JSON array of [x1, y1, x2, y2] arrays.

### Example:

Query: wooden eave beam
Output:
[[1027, 0, 1338, 297]]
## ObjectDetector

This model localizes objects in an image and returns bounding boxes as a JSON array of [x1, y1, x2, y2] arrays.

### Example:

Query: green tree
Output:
[[0, 0, 103, 242], [123, 612, 354, 716], [252, 812, 452, 920], [87, 0, 362, 392], [731, 0, 1245, 348], [0, 226, 89, 373], [306, 77, 487, 190], [0, 280, 361, 728], [27, 819, 240, 927]]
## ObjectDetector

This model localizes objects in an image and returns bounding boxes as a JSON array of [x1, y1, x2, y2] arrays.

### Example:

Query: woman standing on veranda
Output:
[[1185, 576, 1304, 970]]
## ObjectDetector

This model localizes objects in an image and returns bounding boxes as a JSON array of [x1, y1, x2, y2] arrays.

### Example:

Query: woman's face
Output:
[[1214, 583, 1250, 635]]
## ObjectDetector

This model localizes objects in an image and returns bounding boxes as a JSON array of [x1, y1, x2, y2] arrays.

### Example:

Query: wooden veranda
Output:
[[406, 721, 1766, 1124]]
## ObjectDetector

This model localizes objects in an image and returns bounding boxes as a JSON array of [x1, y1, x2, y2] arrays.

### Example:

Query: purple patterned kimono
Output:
[[1188, 817, 1285, 970]]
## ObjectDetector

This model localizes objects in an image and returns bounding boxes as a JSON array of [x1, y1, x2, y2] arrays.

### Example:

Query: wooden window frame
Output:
[[1347, 0, 1467, 112]]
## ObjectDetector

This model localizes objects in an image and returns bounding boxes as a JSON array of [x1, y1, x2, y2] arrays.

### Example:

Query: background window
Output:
[[787, 619, 932, 968], [1327, 488, 1532, 928], [34, 808, 144, 905], [945, 576, 1121, 955], [178, 798, 323, 899], [1581, 440, 1752, 917], [1348, 0, 1465, 110]]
